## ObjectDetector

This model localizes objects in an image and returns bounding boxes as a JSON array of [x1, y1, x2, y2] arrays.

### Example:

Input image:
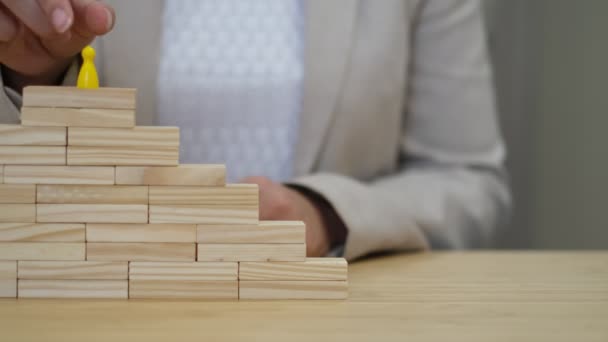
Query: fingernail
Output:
[[52, 8, 72, 33], [104, 8, 114, 31]]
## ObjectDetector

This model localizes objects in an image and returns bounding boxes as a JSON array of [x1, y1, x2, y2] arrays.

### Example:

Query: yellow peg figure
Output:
[[77, 45, 99, 89]]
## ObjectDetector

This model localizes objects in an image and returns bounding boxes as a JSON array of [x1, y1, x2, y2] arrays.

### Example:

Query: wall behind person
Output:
[[485, 0, 608, 249]]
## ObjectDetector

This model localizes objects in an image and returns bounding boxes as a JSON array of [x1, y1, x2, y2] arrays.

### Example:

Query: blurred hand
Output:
[[0, 0, 115, 89], [241, 176, 331, 257]]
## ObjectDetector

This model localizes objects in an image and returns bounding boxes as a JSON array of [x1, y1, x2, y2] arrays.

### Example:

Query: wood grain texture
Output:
[[239, 258, 348, 281], [239, 281, 348, 300], [3, 166, 115, 185], [67, 146, 178, 166], [0, 165, 3, 183], [0, 223, 84, 242], [18, 261, 128, 280], [0, 242, 85, 261], [129, 280, 237, 299], [129, 262, 237, 281], [0, 261, 16, 297], [23, 86, 136, 109], [68, 127, 179, 148], [149, 205, 258, 225], [36, 204, 148, 223], [1, 252, 607, 341], [86, 224, 196, 243], [21, 107, 135, 128], [18, 279, 128, 298], [0, 204, 36, 222], [149, 184, 258, 205], [0, 184, 36, 203], [0, 125, 66, 145], [197, 221, 305, 244], [197, 244, 305, 262], [115, 164, 226, 186], [86, 243, 196, 262], [37, 185, 148, 204], [0, 146, 66, 165]]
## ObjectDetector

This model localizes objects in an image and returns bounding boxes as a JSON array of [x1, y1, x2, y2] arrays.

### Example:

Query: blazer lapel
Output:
[[101, 0, 164, 126], [293, 0, 359, 176]]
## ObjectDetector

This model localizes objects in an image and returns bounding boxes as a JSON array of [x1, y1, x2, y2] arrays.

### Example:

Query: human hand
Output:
[[241, 176, 331, 257], [0, 0, 115, 90]]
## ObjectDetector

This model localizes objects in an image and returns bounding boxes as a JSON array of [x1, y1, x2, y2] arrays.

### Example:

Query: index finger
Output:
[[70, 0, 114, 36], [0, 0, 56, 37]]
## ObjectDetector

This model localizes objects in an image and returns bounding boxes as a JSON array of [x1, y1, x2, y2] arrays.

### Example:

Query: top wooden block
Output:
[[23, 87, 136, 110]]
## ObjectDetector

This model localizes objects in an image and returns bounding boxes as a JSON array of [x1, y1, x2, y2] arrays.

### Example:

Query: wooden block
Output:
[[21, 107, 135, 128], [37, 185, 148, 204], [150, 205, 258, 225], [18, 279, 128, 298], [0, 223, 84, 242], [0, 125, 66, 145], [197, 221, 305, 244], [18, 261, 127, 280], [0, 242, 85, 261], [68, 127, 179, 148], [67, 146, 178, 166], [0, 184, 36, 203], [37, 204, 148, 223], [23, 86, 136, 109], [0, 204, 35, 222], [0, 261, 16, 298], [239, 258, 348, 281], [0, 146, 66, 165], [197, 244, 305, 262], [129, 262, 237, 281], [86, 243, 195, 262], [129, 280, 237, 299], [115, 165, 226, 186], [239, 281, 348, 300], [0, 165, 3, 183], [149, 184, 258, 205], [3, 166, 114, 185], [86, 224, 196, 243]]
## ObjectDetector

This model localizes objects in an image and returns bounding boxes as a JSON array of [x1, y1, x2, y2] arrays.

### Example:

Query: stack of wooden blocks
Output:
[[0, 86, 348, 300]]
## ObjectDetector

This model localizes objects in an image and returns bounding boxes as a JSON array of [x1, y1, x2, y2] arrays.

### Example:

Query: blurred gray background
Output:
[[484, 0, 608, 249]]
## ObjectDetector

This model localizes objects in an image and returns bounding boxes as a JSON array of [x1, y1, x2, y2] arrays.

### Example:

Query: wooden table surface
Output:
[[1, 251, 607, 342]]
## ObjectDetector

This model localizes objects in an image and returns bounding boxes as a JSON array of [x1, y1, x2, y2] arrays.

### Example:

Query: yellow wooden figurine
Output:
[[77, 45, 99, 89]]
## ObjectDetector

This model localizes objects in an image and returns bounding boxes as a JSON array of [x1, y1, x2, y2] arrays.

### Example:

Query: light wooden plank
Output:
[[37, 185, 148, 204], [3, 166, 114, 185], [18, 279, 128, 298], [0, 184, 36, 203], [37, 204, 148, 223], [197, 221, 305, 244], [67, 146, 178, 166], [0, 146, 66, 165], [0, 261, 16, 298], [149, 184, 258, 205], [0, 223, 84, 242], [0, 204, 35, 222], [239, 281, 348, 300], [0, 242, 85, 261], [0, 125, 66, 145], [23, 86, 136, 109], [86, 224, 196, 243], [150, 205, 258, 225], [86, 243, 196, 262], [239, 258, 348, 281], [0, 165, 3, 183], [197, 244, 305, 262], [115, 165, 226, 186], [18, 261, 128, 280], [68, 127, 179, 148], [21, 107, 135, 128], [129, 280, 237, 299], [129, 262, 237, 281]]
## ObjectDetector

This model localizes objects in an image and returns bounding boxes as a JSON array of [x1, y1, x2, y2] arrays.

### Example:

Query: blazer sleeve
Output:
[[0, 60, 80, 124], [290, 0, 511, 260]]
